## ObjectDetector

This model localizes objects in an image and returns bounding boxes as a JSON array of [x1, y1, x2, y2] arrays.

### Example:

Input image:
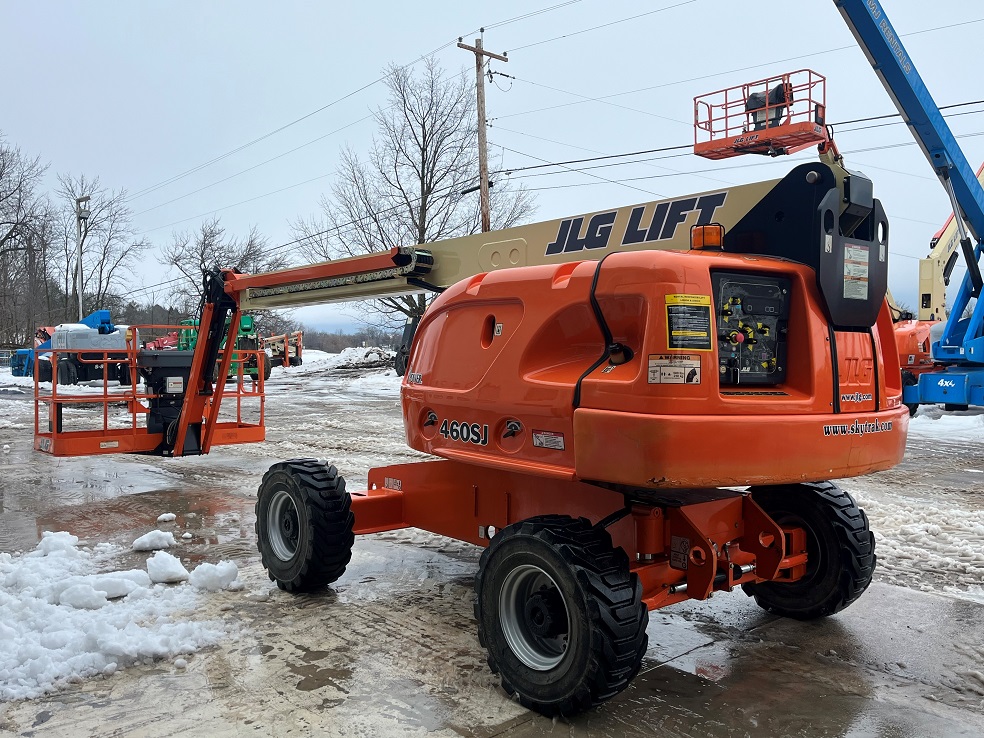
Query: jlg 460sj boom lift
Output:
[[83, 133, 902, 713], [35, 46, 908, 722]]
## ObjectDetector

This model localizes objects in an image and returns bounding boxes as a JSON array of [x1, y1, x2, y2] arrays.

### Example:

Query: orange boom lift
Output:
[[34, 71, 907, 715]]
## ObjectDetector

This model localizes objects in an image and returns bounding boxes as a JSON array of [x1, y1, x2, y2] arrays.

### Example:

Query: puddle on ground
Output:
[[2, 486, 256, 562]]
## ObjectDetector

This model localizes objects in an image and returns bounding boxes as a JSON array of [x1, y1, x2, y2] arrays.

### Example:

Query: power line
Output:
[[505, 1, 697, 53], [484, 1, 584, 31], [133, 115, 373, 217], [124, 73, 402, 203], [491, 102, 984, 179], [123, 0, 590, 206], [128, 8, 981, 229], [124, 9, 984, 232], [492, 17, 984, 123]]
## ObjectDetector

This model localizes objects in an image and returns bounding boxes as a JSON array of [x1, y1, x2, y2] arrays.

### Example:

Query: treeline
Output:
[[0, 132, 299, 348], [0, 139, 149, 346], [301, 326, 402, 353]]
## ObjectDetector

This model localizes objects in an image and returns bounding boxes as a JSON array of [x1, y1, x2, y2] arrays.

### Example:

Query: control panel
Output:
[[712, 272, 790, 385]]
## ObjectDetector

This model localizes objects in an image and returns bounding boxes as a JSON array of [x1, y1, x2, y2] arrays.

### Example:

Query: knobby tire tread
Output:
[[475, 515, 648, 716], [256, 457, 354, 592], [745, 481, 875, 619]]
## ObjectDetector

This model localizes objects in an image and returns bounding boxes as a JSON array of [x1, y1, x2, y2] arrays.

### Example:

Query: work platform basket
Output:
[[694, 70, 830, 159]]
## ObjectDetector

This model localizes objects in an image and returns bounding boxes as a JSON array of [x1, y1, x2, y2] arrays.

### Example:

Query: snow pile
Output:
[[0, 532, 224, 700], [147, 551, 189, 583], [132, 530, 176, 551], [189, 561, 240, 592], [0, 370, 36, 389], [332, 346, 395, 369], [156, 512, 177, 523], [908, 408, 984, 443], [279, 347, 396, 375]]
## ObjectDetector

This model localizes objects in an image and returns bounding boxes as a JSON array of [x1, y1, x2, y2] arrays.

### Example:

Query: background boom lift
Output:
[[836, 0, 984, 410]]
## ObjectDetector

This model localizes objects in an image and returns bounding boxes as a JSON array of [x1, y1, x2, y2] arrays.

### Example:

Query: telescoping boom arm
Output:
[[835, 0, 984, 366]]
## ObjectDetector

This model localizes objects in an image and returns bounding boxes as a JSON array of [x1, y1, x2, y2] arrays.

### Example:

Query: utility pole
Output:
[[75, 196, 91, 321], [458, 31, 507, 233]]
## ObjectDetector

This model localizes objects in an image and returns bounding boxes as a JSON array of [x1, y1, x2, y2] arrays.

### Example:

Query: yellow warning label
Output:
[[665, 294, 712, 351], [665, 294, 711, 306]]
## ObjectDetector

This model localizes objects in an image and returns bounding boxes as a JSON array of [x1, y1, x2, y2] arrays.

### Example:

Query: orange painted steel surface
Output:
[[223, 249, 408, 293], [402, 249, 907, 490], [893, 318, 937, 375], [352, 459, 809, 612]]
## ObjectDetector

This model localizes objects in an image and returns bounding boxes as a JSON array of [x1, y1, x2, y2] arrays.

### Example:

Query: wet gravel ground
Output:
[[1, 365, 983, 736]]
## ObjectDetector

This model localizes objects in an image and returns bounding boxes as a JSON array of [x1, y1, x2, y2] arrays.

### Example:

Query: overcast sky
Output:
[[4, 0, 982, 329]]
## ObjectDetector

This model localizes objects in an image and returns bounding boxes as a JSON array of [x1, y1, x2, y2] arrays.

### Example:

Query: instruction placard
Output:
[[843, 243, 869, 300], [665, 294, 712, 350], [648, 354, 701, 384]]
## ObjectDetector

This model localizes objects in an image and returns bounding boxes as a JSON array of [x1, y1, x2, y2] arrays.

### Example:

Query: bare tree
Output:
[[161, 217, 290, 319], [54, 173, 150, 317], [291, 57, 535, 328], [0, 136, 56, 344], [0, 139, 47, 256]]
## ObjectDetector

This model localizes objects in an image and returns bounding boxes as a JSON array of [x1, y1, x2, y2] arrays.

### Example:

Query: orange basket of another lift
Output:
[[33, 323, 266, 457], [694, 69, 830, 159]]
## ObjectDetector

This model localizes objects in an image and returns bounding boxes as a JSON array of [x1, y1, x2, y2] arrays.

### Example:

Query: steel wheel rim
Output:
[[268, 489, 300, 561], [498, 564, 570, 671]]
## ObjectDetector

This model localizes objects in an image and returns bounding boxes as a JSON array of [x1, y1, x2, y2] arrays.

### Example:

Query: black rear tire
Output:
[[901, 370, 918, 416], [261, 351, 273, 381], [742, 482, 875, 620], [255, 459, 355, 592], [118, 363, 132, 386], [57, 359, 78, 385], [475, 515, 648, 716]]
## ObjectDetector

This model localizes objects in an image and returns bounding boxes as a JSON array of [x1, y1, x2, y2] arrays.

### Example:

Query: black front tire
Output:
[[394, 346, 409, 377], [742, 482, 875, 620], [261, 351, 273, 381], [255, 459, 355, 592], [118, 363, 132, 386], [475, 515, 648, 717], [37, 359, 53, 383]]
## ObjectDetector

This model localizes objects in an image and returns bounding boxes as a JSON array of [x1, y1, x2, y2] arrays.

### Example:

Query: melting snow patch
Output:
[[157, 512, 177, 523], [132, 530, 176, 551], [0, 532, 223, 700], [189, 561, 239, 592], [146, 551, 189, 583]]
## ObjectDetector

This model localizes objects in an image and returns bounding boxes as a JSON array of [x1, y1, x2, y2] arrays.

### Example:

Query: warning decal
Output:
[[532, 430, 565, 451], [648, 354, 701, 384], [665, 294, 712, 350], [843, 244, 869, 300]]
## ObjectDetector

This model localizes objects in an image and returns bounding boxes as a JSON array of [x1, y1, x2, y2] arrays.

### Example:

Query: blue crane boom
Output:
[[835, 0, 984, 407]]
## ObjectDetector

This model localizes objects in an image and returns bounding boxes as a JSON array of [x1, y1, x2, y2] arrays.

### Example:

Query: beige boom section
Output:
[[237, 177, 788, 312]]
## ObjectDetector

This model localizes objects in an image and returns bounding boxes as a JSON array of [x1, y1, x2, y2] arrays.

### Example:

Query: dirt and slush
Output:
[[1, 350, 983, 737]]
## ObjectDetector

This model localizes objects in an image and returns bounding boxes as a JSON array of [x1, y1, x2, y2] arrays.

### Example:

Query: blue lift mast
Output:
[[836, 0, 984, 408]]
